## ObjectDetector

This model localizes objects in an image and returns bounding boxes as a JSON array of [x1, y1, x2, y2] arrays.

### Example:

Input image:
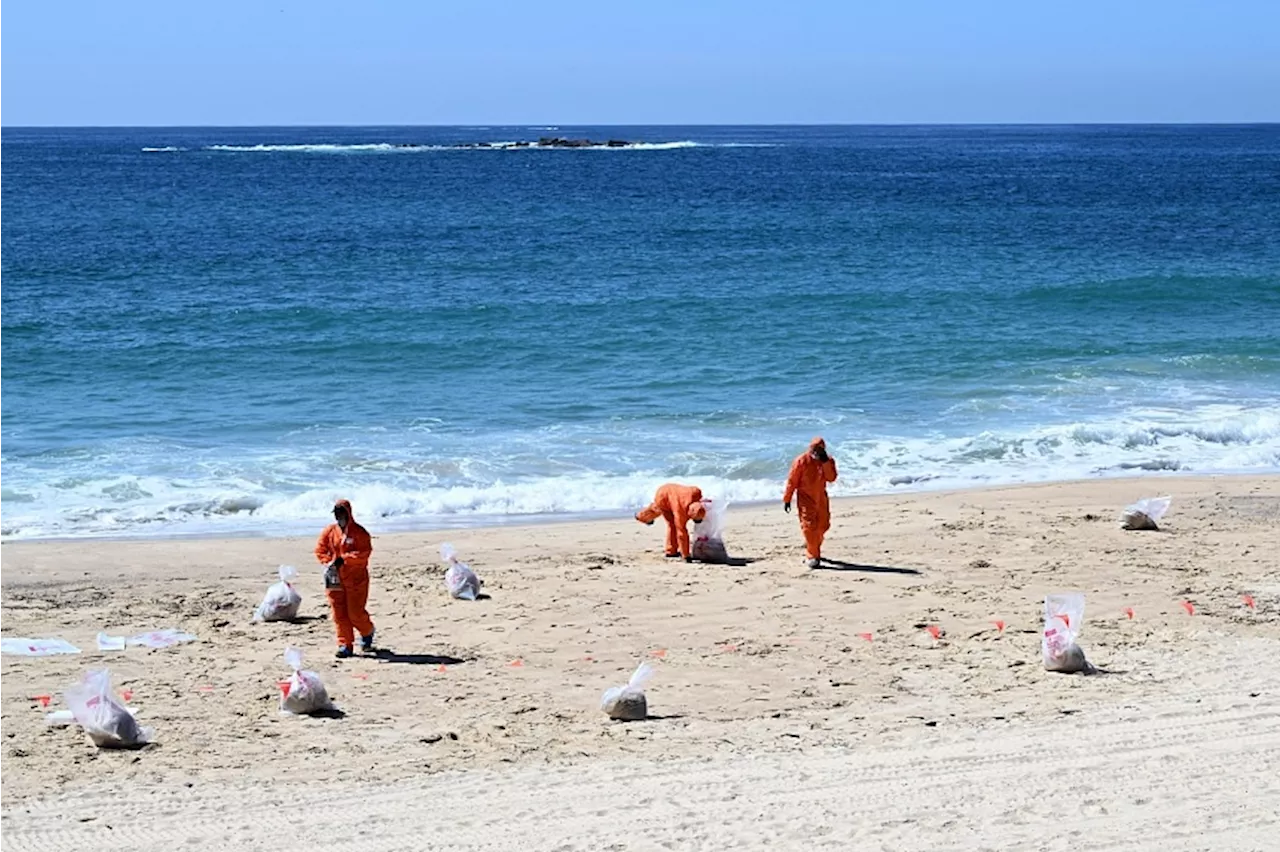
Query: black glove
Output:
[[684, 556, 693, 563], [331, 556, 344, 569], [784, 502, 791, 513], [814, 448, 829, 463]]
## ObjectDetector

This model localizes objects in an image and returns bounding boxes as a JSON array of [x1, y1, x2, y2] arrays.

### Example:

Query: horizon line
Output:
[[4, 121, 1278, 130]]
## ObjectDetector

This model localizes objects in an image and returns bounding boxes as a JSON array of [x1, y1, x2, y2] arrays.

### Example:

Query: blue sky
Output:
[[3, 1, 1277, 125]]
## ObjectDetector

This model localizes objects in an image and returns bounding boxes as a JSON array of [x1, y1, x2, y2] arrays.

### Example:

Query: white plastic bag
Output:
[[601, 662, 655, 721], [691, 498, 729, 563], [1121, 496, 1171, 531], [127, 629, 197, 649], [96, 632, 126, 652], [1042, 593, 1093, 674], [1, 637, 81, 656], [253, 564, 303, 622], [63, 669, 152, 748], [440, 543, 481, 601], [280, 647, 332, 715]]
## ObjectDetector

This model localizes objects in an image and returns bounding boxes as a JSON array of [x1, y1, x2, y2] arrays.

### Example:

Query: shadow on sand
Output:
[[813, 559, 923, 576]]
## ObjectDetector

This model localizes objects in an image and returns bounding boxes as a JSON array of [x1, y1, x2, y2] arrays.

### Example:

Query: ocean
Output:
[[2, 125, 1278, 540]]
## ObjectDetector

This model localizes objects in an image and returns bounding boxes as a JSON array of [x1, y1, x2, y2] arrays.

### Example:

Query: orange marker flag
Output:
[[351, 672, 369, 681], [858, 632, 874, 642], [992, 620, 1005, 633], [121, 689, 134, 702], [32, 695, 51, 708], [277, 681, 292, 698], [925, 625, 942, 640], [1181, 600, 1195, 616], [1123, 607, 1135, 619], [650, 648, 667, 659], [437, 664, 447, 673], [1242, 595, 1256, 610], [509, 658, 524, 668]]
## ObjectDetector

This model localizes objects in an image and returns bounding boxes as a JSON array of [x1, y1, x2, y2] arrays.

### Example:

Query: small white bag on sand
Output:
[[601, 662, 655, 721], [280, 647, 333, 715], [127, 629, 197, 649], [691, 498, 729, 563], [1042, 593, 1094, 674], [254, 564, 303, 622], [63, 669, 152, 749], [1, 637, 82, 656], [1121, 496, 1171, 531], [441, 543, 482, 601]]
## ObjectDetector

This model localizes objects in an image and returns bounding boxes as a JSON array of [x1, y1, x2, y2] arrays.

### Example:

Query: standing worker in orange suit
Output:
[[783, 437, 838, 568], [635, 483, 707, 562], [315, 498, 376, 658]]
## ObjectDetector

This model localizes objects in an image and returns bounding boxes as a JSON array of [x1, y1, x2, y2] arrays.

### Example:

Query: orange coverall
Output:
[[315, 499, 375, 648], [635, 483, 707, 559], [783, 437, 839, 559]]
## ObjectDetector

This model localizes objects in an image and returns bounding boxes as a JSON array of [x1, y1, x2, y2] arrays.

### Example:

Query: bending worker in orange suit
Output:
[[635, 483, 707, 562], [783, 437, 838, 568], [315, 499, 376, 659]]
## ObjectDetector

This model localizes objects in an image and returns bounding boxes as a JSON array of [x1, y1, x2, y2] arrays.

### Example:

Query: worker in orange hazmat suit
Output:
[[783, 437, 838, 568], [635, 483, 707, 562], [315, 498, 376, 658]]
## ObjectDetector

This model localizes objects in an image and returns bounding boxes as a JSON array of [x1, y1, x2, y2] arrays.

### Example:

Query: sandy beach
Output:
[[2, 475, 1278, 850]]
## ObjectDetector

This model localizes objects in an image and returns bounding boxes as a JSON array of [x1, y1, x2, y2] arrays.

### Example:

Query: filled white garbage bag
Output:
[[279, 647, 333, 715], [601, 662, 655, 721], [254, 564, 303, 622], [63, 669, 152, 748], [1121, 496, 1171, 531], [1042, 593, 1095, 674], [440, 543, 482, 601], [690, 498, 730, 563]]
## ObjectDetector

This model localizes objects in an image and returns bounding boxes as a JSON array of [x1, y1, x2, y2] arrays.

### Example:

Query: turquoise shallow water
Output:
[[3, 125, 1279, 539]]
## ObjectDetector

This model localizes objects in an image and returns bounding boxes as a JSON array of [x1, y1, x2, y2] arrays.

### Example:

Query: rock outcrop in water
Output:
[[394, 137, 640, 150]]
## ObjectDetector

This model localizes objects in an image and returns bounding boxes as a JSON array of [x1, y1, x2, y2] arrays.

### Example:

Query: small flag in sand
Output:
[[351, 672, 369, 681], [1181, 601, 1195, 616], [1242, 595, 1256, 610], [278, 680, 292, 697], [650, 648, 667, 659], [1123, 607, 1135, 619], [32, 695, 51, 708], [925, 625, 942, 640], [508, 659, 523, 668], [122, 689, 134, 702], [436, 664, 447, 673], [992, 620, 1005, 633], [583, 656, 595, 662], [196, 685, 214, 693], [857, 632, 874, 643]]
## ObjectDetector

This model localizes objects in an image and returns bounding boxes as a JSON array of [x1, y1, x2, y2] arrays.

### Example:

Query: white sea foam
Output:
[[3, 403, 1277, 540], [141, 146, 184, 152]]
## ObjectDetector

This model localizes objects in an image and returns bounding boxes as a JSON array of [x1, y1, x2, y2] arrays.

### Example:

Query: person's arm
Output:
[[824, 457, 838, 483], [783, 456, 802, 505], [315, 528, 336, 565]]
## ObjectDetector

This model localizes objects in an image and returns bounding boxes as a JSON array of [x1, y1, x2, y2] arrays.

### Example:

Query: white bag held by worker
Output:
[[1120, 496, 1171, 531], [280, 647, 333, 715], [254, 564, 303, 622], [440, 543, 481, 601], [691, 498, 729, 563], [601, 662, 654, 721], [1042, 593, 1094, 674], [63, 669, 152, 749]]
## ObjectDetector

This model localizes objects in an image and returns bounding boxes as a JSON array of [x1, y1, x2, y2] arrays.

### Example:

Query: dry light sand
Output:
[[2, 475, 1278, 850]]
